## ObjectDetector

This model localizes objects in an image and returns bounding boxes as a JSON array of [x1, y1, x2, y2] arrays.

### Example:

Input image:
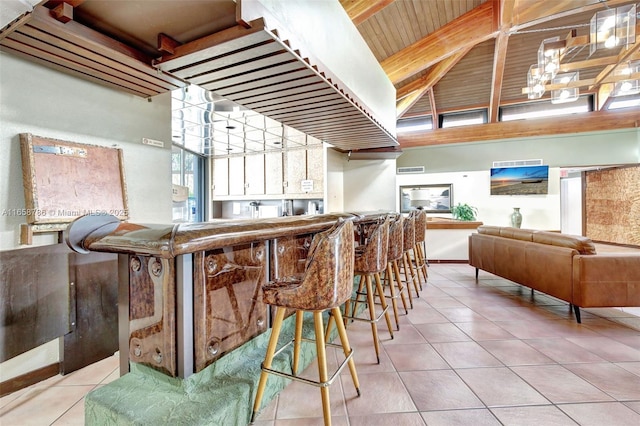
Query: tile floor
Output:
[[2, 263, 640, 425]]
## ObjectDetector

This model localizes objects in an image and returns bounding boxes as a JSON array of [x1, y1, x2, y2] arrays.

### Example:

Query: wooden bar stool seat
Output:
[[342, 215, 394, 363], [384, 214, 411, 318], [251, 219, 360, 426], [413, 209, 429, 287], [402, 211, 421, 299]]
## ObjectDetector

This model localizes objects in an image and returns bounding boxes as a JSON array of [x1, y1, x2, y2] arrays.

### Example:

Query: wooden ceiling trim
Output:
[[396, 91, 424, 118], [201, 61, 304, 91], [242, 88, 340, 110], [398, 108, 640, 148], [395, 46, 472, 117], [511, 0, 633, 31], [267, 103, 353, 121], [155, 19, 271, 69], [489, 33, 509, 123], [380, 1, 497, 84], [339, 0, 396, 26], [229, 81, 329, 105], [591, 29, 640, 89], [216, 70, 320, 97], [428, 88, 438, 128], [14, 25, 172, 92], [168, 41, 284, 79], [0, 44, 153, 97]]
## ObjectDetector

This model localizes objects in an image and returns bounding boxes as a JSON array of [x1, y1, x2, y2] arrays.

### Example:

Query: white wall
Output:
[[0, 52, 173, 381], [396, 169, 561, 230], [343, 158, 396, 212], [325, 148, 345, 213]]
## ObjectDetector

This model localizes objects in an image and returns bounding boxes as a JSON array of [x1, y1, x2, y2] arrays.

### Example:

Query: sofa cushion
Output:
[[499, 227, 535, 241], [477, 225, 501, 236], [532, 231, 597, 255]]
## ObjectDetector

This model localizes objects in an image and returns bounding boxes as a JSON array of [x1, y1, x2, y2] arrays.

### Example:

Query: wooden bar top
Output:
[[75, 212, 391, 258], [426, 217, 483, 230]]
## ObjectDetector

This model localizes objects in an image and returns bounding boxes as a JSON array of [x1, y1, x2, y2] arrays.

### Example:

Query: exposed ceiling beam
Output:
[[381, 1, 497, 84], [395, 47, 471, 117], [511, 0, 633, 31], [428, 88, 438, 129], [398, 108, 640, 148], [339, 0, 395, 26], [489, 31, 509, 123]]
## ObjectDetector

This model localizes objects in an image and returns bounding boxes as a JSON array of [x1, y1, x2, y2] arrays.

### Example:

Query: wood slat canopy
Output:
[[156, 19, 396, 151]]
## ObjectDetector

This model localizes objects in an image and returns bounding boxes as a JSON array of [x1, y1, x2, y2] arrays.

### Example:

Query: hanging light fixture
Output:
[[527, 64, 545, 99], [589, 4, 636, 57], [612, 60, 640, 97], [551, 71, 579, 104], [537, 36, 563, 81]]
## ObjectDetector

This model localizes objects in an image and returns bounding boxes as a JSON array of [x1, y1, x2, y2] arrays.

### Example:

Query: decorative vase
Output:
[[510, 207, 522, 228]]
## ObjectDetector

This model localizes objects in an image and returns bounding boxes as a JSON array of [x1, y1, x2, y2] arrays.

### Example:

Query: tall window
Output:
[[172, 146, 205, 222]]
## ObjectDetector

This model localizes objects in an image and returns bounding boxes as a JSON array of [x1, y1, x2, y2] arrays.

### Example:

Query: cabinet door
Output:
[[213, 158, 229, 197], [228, 156, 245, 196], [245, 154, 265, 195], [306, 145, 324, 195], [265, 151, 284, 195], [284, 148, 307, 195]]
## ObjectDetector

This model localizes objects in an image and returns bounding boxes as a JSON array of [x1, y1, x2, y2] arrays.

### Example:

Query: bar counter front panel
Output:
[[73, 212, 390, 378]]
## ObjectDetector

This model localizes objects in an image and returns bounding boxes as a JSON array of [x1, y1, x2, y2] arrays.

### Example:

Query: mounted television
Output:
[[490, 165, 549, 195]]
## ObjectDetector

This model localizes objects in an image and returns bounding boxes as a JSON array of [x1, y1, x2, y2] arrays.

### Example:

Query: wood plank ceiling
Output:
[[1, 0, 639, 153], [343, 0, 640, 147]]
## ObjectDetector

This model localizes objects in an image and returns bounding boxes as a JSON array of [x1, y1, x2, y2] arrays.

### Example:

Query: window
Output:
[[500, 96, 592, 121], [440, 109, 487, 128], [172, 146, 205, 222], [396, 116, 433, 133], [608, 94, 640, 110]]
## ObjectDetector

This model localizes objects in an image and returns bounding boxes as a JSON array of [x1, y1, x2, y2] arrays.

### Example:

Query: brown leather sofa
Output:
[[469, 225, 640, 323]]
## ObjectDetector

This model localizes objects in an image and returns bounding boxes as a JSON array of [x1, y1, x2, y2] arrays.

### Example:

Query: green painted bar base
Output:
[[85, 313, 319, 426]]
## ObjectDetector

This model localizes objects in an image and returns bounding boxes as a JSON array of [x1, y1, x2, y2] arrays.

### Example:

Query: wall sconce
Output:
[[589, 4, 636, 57], [551, 71, 579, 104], [612, 60, 640, 97]]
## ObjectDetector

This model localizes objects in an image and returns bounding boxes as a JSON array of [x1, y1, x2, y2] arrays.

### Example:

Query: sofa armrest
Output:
[[572, 254, 640, 307]]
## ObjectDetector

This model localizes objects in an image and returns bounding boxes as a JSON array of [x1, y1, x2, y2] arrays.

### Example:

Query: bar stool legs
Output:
[[251, 306, 360, 426], [344, 272, 394, 363]]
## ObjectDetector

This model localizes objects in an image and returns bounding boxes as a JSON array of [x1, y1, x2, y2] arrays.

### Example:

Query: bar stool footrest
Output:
[[262, 339, 355, 389]]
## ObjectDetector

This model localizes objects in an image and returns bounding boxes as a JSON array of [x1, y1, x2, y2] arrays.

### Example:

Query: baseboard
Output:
[[0, 363, 59, 397], [427, 259, 469, 264]]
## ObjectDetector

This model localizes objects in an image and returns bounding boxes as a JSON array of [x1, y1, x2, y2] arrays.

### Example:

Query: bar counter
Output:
[[68, 211, 390, 379]]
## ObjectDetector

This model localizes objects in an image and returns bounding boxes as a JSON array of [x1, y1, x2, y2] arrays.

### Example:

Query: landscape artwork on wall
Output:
[[490, 165, 549, 195]]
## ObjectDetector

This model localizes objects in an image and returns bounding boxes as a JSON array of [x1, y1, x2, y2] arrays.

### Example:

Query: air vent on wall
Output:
[[397, 166, 425, 174], [492, 159, 543, 168]]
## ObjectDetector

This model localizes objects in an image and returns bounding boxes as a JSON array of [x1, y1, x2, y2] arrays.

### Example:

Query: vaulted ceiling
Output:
[[342, 0, 640, 147], [1, 0, 639, 154]]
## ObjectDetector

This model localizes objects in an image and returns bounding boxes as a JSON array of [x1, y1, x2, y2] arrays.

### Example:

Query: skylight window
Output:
[[396, 116, 433, 133], [501, 96, 592, 121], [440, 110, 487, 128]]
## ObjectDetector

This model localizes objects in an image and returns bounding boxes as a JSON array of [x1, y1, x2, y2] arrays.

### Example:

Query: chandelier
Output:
[[525, 3, 638, 104]]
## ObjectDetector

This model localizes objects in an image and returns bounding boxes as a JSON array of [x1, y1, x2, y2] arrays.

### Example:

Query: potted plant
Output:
[[451, 203, 478, 221]]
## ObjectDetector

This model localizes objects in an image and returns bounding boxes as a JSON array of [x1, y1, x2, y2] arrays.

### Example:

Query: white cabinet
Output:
[[245, 154, 265, 195], [228, 156, 245, 196], [213, 158, 229, 197], [265, 151, 284, 195]]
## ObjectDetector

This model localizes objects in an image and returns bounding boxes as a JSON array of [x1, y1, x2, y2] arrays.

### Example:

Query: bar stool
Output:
[[413, 209, 429, 286], [251, 219, 360, 426], [344, 215, 394, 363], [382, 213, 411, 325], [402, 211, 421, 299]]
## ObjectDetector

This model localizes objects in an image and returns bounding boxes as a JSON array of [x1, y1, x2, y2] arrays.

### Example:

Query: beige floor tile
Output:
[[565, 336, 640, 362], [0, 385, 94, 426], [384, 343, 449, 371], [524, 337, 606, 364], [349, 412, 425, 426], [558, 402, 640, 426], [564, 363, 640, 400], [511, 365, 614, 404], [400, 369, 484, 411], [421, 408, 500, 425], [344, 372, 416, 416], [457, 367, 549, 407], [491, 405, 579, 425], [414, 322, 472, 343], [479, 340, 555, 366], [431, 341, 502, 368]]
